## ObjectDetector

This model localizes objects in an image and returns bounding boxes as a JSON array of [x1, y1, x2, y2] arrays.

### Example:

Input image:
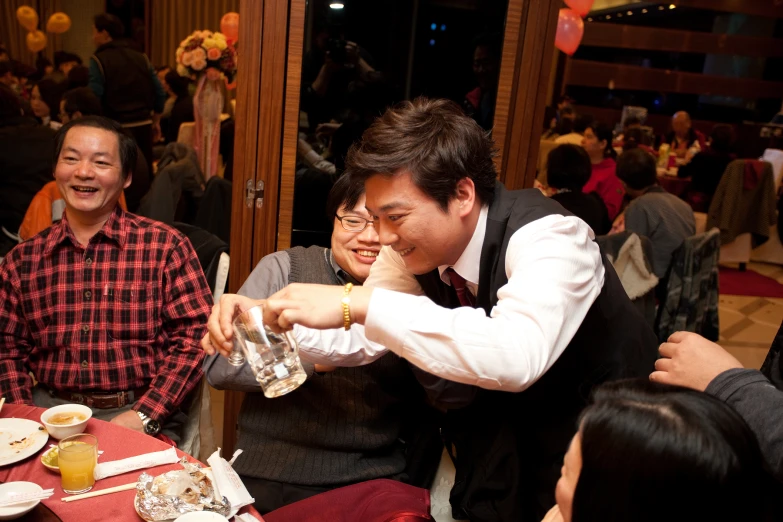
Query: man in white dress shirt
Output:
[[204, 98, 657, 521]]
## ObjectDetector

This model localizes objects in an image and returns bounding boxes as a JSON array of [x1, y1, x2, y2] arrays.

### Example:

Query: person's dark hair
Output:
[[93, 13, 124, 39], [573, 113, 593, 134], [621, 127, 652, 151], [622, 115, 641, 129], [62, 87, 103, 118], [710, 124, 734, 154], [587, 121, 616, 160], [66, 65, 90, 90], [164, 70, 190, 98], [156, 65, 171, 74], [0, 61, 14, 78], [331, 120, 368, 173], [35, 79, 65, 121], [547, 144, 592, 192], [616, 148, 657, 191], [471, 32, 502, 60], [53, 116, 137, 179], [54, 51, 82, 69], [346, 97, 498, 211], [326, 173, 366, 220], [0, 83, 22, 119], [572, 379, 773, 522]]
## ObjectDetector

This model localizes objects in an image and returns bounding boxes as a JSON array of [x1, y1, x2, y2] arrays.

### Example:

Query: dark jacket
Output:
[[92, 40, 155, 123], [0, 116, 56, 246], [551, 191, 611, 235], [166, 95, 194, 144], [677, 148, 734, 198], [413, 184, 657, 522]]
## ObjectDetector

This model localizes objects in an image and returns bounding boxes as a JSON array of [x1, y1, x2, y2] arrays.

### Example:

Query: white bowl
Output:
[[0, 482, 43, 520], [174, 512, 230, 522], [40, 404, 92, 440]]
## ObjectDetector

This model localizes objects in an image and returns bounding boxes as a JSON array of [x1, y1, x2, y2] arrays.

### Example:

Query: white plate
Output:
[[0, 482, 43, 520], [0, 419, 49, 467]]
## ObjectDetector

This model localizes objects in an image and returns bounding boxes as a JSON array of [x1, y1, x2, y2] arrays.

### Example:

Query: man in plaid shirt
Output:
[[0, 116, 212, 441]]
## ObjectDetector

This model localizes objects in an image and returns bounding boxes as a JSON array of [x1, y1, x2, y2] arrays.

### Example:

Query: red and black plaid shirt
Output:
[[0, 206, 212, 421]]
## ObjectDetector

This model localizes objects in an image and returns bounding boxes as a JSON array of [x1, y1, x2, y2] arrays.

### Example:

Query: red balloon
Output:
[[220, 12, 239, 42], [555, 9, 584, 56], [564, 0, 594, 18]]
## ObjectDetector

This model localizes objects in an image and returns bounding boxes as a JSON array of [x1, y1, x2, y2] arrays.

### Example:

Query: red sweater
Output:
[[583, 158, 625, 221]]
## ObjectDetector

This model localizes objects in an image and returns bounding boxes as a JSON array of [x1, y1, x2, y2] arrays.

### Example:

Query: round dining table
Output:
[[0, 403, 264, 522]]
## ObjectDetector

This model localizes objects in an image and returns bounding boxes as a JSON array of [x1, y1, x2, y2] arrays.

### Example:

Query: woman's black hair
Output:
[[164, 70, 191, 99], [547, 144, 592, 192], [35, 79, 65, 121], [587, 121, 616, 160], [571, 379, 775, 522]]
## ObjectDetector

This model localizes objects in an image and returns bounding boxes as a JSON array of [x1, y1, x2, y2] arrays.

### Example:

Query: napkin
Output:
[[207, 448, 255, 516], [235, 514, 264, 522], [93, 446, 179, 480]]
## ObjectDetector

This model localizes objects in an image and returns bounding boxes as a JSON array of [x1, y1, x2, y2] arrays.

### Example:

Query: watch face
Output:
[[145, 419, 161, 435]]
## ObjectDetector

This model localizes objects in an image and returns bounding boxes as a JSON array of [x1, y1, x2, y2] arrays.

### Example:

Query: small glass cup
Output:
[[229, 305, 307, 398], [58, 433, 98, 494]]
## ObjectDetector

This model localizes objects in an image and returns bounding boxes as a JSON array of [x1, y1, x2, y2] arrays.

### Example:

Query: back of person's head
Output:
[[470, 32, 502, 59], [0, 60, 14, 80], [572, 379, 772, 522], [547, 144, 592, 192], [164, 70, 190, 98], [331, 120, 368, 173], [573, 114, 593, 135], [621, 127, 650, 151], [62, 87, 103, 118], [53, 116, 137, 179], [326, 172, 366, 219], [616, 148, 657, 191], [93, 13, 124, 39], [710, 124, 734, 154], [346, 97, 497, 210], [623, 115, 641, 130], [54, 51, 82, 70], [35, 79, 65, 116], [0, 83, 23, 119], [66, 65, 90, 90]]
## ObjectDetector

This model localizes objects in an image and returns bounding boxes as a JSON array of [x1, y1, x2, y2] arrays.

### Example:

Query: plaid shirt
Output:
[[0, 206, 212, 421]]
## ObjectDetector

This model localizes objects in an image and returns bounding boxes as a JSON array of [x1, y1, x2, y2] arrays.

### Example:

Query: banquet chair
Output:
[[750, 149, 783, 265]]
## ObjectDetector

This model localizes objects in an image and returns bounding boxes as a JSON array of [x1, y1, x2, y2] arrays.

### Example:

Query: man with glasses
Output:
[[203, 174, 439, 513]]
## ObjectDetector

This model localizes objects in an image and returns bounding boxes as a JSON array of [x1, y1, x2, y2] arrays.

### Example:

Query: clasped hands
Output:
[[201, 283, 373, 358]]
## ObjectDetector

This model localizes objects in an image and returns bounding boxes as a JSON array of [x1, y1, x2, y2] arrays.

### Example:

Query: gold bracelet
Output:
[[341, 282, 353, 331]]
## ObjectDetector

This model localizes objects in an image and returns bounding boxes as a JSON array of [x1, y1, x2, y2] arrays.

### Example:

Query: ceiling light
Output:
[[669, 4, 676, 8], [587, 17, 593, 21], [641, 8, 648, 13], [329, 2, 344, 9], [658, 5, 665, 10], [606, 14, 611, 19], [627, 10, 633, 15]]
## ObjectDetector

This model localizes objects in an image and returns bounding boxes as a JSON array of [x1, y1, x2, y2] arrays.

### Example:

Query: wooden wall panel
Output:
[[582, 22, 783, 57], [276, 0, 306, 252], [567, 59, 783, 99], [500, 0, 561, 190]]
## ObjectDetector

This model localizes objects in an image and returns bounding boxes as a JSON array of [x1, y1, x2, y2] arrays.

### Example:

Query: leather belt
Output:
[[43, 385, 149, 409]]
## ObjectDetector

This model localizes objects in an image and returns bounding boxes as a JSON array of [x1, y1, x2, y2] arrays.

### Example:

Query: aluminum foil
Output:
[[134, 457, 231, 521]]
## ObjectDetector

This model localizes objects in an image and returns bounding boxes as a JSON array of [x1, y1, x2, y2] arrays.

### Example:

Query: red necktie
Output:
[[446, 267, 476, 307]]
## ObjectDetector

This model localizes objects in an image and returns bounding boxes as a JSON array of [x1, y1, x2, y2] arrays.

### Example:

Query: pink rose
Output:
[[191, 47, 206, 61], [207, 48, 221, 61], [181, 51, 194, 66], [191, 58, 207, 71]]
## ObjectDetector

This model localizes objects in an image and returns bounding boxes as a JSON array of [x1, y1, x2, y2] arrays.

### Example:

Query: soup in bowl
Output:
[[41, 404, 92, 439]]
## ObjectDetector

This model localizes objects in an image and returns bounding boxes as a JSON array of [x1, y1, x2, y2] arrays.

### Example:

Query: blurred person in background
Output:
[[581, 121, 624, 221]]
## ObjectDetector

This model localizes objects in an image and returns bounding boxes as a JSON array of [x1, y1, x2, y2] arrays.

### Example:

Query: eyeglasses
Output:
[[336, 214, 374, 232]]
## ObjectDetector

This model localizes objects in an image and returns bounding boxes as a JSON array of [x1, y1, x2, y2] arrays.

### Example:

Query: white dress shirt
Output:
[[295, 207, 605, 392]]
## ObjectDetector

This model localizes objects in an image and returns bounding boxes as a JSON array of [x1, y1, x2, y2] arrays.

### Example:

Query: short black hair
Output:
[[623, 115, 642, 128], [547, 144, 592, 192], [0, 84, 22, 119], [93, 13, 124, 39], [62, 87, 103, 117], [35, 79, 66, 120], [67, 65, 90, 90], [54, 116, 137, 179], [0, 61, 15, 78], [616, 148, 657, 190], [573, 113, 593, 134], [164, 70, 190, 98], [54, 51, 82, 69], [471, 32, 502, 59], [573, 379, 774, 521], [326, 173, 366, 219]]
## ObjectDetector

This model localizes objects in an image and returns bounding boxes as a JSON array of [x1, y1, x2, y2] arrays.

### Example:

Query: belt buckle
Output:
[[117, 391, 127, 408]]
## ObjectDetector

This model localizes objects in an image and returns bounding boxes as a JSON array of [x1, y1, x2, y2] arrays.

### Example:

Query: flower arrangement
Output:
[[175, 30, 237, 81]]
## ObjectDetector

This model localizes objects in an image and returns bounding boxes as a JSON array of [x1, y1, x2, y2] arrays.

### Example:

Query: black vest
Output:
[[93, 40, 155, 123], [414, 184, 658, 522]]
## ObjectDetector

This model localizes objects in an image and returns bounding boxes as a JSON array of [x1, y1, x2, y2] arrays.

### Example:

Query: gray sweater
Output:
[[204, 246, 422, 485]]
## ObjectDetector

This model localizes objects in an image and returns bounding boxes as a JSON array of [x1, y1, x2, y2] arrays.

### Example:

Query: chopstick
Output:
[[0, 489, 55, 507], [61, 466, 211, 502]]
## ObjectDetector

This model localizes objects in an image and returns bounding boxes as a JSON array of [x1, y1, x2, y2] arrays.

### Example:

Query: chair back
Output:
[[656, 228, 720, 342], [172, 222, 228, 298], [761, 148, 783, 190]]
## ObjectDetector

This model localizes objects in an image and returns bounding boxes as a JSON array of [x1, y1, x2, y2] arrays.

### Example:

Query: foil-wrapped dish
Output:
[[134, 457, 231, 521]]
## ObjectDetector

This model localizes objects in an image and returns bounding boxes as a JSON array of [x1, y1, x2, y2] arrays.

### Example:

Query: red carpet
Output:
[[720, 267, 783, 298]]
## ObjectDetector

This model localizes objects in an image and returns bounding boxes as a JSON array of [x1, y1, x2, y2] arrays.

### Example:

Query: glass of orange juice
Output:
[[58, 434, 98, 494]]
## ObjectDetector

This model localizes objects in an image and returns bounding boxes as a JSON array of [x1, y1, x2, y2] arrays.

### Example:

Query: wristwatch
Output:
[[136, 411, 162, 436]]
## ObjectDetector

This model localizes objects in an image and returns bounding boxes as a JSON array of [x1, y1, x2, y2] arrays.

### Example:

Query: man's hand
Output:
[[201, 294, 264, 357], [263, 283, 373, 333], [110, 410, 144, 433], [650, 331, 744, 391]]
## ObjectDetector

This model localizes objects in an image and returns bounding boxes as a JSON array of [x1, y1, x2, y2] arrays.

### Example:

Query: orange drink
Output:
[[58, 434, 98, 494]]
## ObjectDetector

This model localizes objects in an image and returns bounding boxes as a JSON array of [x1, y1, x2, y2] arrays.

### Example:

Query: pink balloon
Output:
[[564, 0, 594, 18], [555, 8, 584, 56], [220, 12, 239, 42]]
